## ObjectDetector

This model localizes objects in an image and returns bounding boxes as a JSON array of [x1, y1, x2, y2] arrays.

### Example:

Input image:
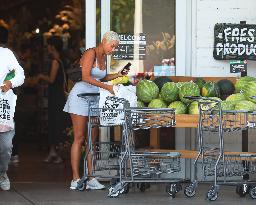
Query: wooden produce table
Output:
[[137, 149, 256, 160], [175, 114, 198, 128]]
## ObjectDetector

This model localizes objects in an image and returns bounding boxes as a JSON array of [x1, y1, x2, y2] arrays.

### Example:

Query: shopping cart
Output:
[[76, 93, 129, 191], [183, 96, 256, 201], [108, 107, 184, 198]]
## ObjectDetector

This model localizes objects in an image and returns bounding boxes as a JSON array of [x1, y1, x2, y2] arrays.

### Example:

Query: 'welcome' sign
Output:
[[213, 23, 256, 60]]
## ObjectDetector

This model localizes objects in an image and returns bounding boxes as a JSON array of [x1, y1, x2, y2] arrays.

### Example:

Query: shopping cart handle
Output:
[[77, 93, 100, 98], [184, 96, 202, 100]]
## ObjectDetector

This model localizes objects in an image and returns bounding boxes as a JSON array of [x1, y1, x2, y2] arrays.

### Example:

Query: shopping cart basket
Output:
[[108, 107, 184, 198], [76, 93, 129, 191], [183, 96, 256, 201]]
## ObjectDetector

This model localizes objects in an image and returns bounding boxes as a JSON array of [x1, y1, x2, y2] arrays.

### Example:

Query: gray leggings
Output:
[[0, 130, 15, 175]]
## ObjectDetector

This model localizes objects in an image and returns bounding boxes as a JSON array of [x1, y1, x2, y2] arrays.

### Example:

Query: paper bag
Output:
[[0, 90, 17, 132]]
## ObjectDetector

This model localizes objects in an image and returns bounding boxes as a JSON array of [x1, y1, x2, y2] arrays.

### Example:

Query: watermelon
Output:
[[188, 101, 199, 114], [221, 101, 235, 110], [235, 76, 256, 93], [160, 82, 179, 103], [201, 82, 220, 97], [148, 99, 167, 108], [179, 82, 200, 104], [137, 100, 145, 107], [234, 100, 256, 111], [153, 76, 172, 90], [193, 77, 206, 89], [168, 101, 187, 114], [176, 81, 190, 89], [136, 80, 159, 103], [217, 79, 235, 100], [226, 93, 246, 102], [242, 81, 256, 103]]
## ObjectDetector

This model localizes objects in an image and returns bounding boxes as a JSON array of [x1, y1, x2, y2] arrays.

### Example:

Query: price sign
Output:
[[230, 60, 247, 73]]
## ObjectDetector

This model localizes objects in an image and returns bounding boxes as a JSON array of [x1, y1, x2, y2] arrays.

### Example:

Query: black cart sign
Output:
[[230, 60, 247, 73], [113, 33, 146, 60], [213, 23, 256, 60]]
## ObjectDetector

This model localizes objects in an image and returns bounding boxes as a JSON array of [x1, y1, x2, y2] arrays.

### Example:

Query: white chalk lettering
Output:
[[231, 28, 240, 43], [224, 27, 232, 42], [238, 44, 245, 55], [248, 29, 255, 42], [240, 28, 247, 42]]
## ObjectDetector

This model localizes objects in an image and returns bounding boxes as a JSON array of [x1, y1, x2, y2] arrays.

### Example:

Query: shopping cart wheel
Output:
[[108, 186, 120, 198], [249, 186, 256, 199], [235, 184, 248, 197], [184, 185, 196, 198], [166, 183, 181, 198], [206, 189, 218, 201]]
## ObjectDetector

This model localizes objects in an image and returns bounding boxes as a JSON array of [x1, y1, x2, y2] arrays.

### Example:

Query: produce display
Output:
[[134, 76, 256, 114], [112, 75, 256, 114]]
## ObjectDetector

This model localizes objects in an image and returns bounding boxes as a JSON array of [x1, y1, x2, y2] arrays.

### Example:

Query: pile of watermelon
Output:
[[136, 76, 256, 114]]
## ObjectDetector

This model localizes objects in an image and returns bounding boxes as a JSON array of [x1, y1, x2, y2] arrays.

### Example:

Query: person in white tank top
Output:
[[66, 31, 129, 190]]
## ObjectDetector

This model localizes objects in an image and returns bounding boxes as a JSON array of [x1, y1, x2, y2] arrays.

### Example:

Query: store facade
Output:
[[85, 0, 256, 179]]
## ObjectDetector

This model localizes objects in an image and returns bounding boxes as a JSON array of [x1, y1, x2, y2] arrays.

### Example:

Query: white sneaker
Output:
[[0, 173, 10, 191], [70, 179, 80, 190], [86, 178, 105, 190]]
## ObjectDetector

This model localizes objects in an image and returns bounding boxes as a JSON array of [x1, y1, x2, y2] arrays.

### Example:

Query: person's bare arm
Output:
[[39, 59, 59, 84], [101, 72, 123, 82]]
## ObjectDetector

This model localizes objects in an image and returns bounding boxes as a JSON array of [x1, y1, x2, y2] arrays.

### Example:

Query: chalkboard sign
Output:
[[213, 23, 256, 60], [230, 60, 247, 73], [113, 33, 146, 60]]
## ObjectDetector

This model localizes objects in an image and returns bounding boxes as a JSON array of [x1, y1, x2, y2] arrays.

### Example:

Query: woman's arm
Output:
[[81, 49, 114, 93], [38, 59, 59, 84], [101, 72, 123, 82]]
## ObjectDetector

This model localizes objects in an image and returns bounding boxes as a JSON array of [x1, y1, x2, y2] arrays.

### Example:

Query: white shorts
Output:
[[63, 82, 99, 116]]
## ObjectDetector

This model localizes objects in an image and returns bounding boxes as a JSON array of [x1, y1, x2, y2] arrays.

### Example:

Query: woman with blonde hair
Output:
[[64, 31, 128, 190]]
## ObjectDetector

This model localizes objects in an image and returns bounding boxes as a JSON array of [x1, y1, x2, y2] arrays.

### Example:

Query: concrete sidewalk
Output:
[[1, 182, 256, 205], [1, 143, 256, 205]]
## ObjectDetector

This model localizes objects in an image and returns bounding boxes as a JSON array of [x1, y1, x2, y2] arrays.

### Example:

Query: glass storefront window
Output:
[[110, 0, 176, 76]]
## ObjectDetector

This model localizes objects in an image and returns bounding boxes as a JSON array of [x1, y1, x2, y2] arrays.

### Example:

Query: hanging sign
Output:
[[230, 60, 247, 73], [113, 33, 146, 60], [213, 23, 256, 60]]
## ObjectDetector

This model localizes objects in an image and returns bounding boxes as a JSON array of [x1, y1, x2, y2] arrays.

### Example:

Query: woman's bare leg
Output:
[[70, 113, 87, 180]]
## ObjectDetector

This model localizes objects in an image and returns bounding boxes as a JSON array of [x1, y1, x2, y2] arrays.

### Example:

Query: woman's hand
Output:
[[117, 69, 128, 76], [0, 81, 12, 92], [107, 84, 115, 95]]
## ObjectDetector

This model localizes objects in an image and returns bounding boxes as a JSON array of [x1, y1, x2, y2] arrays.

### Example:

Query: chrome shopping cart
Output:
[[76, 93, 129, 191], [108, 107, 184, 198], [183, 96, 256, 201]]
